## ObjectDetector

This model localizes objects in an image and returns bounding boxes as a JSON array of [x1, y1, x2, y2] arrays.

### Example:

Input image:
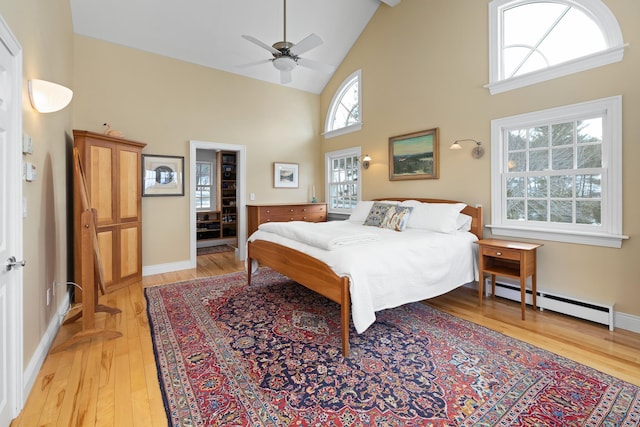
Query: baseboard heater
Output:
[[485, 278, 614, 331]]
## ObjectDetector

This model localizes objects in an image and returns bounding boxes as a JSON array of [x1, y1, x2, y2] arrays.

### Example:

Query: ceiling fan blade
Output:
[[236, 59, 273, 69], [289, 33, 323, 56], [242, 35, 280, 55], [280, 70, 292, 84], [297, 57, 336, 74]]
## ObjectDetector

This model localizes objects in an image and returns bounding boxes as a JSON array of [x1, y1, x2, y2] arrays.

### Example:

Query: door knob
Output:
[[6, 256, 26, 271]]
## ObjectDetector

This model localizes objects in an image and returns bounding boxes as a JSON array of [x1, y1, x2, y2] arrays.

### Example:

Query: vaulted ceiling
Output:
[[70, 0, 400, 94]]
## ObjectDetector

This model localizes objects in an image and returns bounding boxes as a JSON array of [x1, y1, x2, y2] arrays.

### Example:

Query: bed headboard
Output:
[[372, 198, 484, 239]]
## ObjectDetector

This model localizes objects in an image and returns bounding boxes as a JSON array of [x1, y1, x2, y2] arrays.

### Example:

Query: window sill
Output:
[[323, 123, 362, 139], [487, 224, 629, 248], [485, 45, 627, 95]]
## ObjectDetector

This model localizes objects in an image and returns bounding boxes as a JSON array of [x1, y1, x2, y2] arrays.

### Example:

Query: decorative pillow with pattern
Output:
[[363, 202, 394, 227], [380, 205, 414, 231]]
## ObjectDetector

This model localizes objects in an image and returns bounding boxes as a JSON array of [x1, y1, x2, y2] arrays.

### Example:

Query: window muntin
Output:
[[325, 148, 361, 214], [195, 161, 213, 209], [488, 0, 625, 94], [503, 118, 603, 226], [490, 96, 625, 248], [324, 70, 362, 139], [502, 2, 606, 79]]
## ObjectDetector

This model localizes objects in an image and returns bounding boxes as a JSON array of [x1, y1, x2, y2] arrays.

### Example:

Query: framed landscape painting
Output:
[[389, 128, 439, 180], [273, 162, 299, 188]]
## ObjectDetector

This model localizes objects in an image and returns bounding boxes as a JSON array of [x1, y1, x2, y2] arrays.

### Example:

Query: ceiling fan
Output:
[[241, 0, 336, 84]]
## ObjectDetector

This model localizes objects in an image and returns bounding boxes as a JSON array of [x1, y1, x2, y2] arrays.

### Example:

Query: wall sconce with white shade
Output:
[[28, 79, 73, 113], [450, 139, 484, 159], [360, 154, 372, 169]]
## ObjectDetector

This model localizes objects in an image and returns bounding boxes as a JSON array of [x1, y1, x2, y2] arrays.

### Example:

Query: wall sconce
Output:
[[360, 154, 372, 169], [28, 79, 73, 113], [450, 139, 484, 159]]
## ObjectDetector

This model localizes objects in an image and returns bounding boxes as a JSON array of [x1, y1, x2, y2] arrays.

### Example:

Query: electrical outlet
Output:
[[46, 288, 50, 306]]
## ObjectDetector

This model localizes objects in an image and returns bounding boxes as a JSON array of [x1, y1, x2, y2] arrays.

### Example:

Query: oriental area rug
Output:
[[145, 268, 640, 426]]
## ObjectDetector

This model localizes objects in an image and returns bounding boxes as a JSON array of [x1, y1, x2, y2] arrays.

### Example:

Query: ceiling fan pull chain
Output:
[[283, 0, 287, 43]]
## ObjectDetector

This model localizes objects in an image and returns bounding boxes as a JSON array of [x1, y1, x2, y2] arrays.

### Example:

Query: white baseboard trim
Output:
[[463, 280, 640, 335], [22, 291, 70, 401], [143, 259, 193, 277], [614, 312, 640, 334]]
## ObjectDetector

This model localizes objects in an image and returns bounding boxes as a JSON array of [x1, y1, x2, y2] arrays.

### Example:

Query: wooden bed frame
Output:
[[247, 198, 483, 357]]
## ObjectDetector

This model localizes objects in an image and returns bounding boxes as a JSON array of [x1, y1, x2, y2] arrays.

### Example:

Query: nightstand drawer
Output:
[[481, 246, 520, 261]]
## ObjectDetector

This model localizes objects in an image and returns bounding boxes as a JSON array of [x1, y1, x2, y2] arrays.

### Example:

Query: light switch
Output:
[[24, 162, 37, 182]]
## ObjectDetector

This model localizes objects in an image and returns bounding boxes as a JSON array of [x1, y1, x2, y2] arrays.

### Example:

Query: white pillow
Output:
[[348, 201, 375, 223], [407, 202, 467, 233], [457, 213, 472, 232], [399, 200, 422, 208]]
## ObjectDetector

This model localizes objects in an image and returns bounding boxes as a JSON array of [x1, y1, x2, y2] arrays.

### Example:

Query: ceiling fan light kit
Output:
[[273, 56, 296, 72], [241, 0, 335, 84]]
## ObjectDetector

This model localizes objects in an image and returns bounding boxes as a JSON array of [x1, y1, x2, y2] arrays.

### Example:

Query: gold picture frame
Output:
[[389, 128, 439, 180]]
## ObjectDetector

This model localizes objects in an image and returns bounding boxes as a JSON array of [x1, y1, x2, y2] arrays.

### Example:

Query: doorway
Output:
[[189, 140, 247, 269]]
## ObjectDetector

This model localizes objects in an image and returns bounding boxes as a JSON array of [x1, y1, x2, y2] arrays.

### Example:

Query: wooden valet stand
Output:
[[50, 150, 122, 353]]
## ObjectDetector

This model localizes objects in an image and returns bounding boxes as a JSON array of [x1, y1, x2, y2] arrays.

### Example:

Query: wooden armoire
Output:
[[73, 130, 146, 301]]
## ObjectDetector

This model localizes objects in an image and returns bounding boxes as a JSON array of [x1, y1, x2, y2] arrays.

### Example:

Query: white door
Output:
[[0, 17, 24, 427]]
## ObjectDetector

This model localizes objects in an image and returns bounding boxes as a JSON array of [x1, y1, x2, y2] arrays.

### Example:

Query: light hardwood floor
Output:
[[12, 251, 640, 426]]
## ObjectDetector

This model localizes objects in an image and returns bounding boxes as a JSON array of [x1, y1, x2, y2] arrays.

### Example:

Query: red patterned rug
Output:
[[145, 268, 640, 426]]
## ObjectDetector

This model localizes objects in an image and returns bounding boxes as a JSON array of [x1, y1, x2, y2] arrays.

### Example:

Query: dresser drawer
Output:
[[481, 246, 521, 261], [261, 206, 297, 216], [261, 213, 326, 223]]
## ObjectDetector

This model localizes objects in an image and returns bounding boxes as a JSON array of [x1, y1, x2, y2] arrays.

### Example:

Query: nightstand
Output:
[[476, 239, 543, 320]]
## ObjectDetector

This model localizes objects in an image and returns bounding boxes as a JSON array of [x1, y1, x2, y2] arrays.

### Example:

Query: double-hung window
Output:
[[195, 161, 213, 209], [489, 96, 625, 248], [325, 147, 362, 215]]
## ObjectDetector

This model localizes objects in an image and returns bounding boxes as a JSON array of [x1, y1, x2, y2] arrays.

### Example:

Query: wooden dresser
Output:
[[247, 202, 327, 236], [73, 130, 146, 300]]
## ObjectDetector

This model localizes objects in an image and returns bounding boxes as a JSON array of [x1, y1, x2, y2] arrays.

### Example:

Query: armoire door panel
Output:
[[96, 228, 114, 286], [119, 223, 140, 278], [89, 144, 116, 226], [119, 149, 140, 222]]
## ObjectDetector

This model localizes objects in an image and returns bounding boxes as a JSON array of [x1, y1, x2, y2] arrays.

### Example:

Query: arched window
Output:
[[324, 70, 362, 139], [487, 0, 626, 94]]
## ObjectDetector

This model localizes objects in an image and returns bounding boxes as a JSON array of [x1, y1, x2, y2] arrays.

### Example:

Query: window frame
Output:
[[489, 96, 626, 248], [324, 70, 362, 139], [487, 0, 626, 95], [195, 161, 214, 210], [325, 147, 362, 215]]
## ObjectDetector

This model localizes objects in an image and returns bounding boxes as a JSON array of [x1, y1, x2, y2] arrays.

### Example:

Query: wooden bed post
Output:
[[340, 277, 350, 357]]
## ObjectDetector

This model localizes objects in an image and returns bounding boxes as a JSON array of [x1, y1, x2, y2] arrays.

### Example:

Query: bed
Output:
[[247, 198, 483, 357]]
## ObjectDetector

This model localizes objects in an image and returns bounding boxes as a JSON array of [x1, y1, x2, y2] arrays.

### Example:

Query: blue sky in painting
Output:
[[394, 135, 434, 156]]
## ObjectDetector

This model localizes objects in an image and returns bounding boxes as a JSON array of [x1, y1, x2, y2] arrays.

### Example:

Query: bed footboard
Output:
[[247, 239, 351, 356]]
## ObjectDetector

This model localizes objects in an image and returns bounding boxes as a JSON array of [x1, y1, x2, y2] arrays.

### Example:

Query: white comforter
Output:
[[259, 221, 379, 250], [248, 220, 478, 334]]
